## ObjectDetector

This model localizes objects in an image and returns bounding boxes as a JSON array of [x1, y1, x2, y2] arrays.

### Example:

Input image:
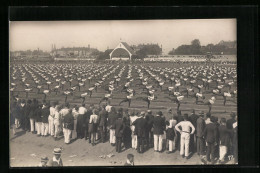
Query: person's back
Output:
[[175, 120, 195, 134], [196, 117, 205, 137], [133, 117, 147, 137], [41, 106, 50, 123], [99, 109, 108, 126], [204, 122, 218, 143], [218, 124, 232, 146], [189, 113, 199, 128], [153, 115, 164, 135]]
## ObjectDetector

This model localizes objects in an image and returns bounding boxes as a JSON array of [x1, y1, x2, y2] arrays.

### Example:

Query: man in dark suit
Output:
[[175, 110, 183, 151], [132, 111, 147, 153], [226, 112, 236, 156], [196, 111, 206, 157], [115, 113, 125, 153], [218, 118, 232, 164], [203, 116, 219, 164], [98, 105, 108, 143], [85, 105, 93, 141], [189, 109, 199, 153], [226, 112, 236, 130], [145, 110, 154, 148], [153, 111, 165, 152], [24, 100, 32, 132]]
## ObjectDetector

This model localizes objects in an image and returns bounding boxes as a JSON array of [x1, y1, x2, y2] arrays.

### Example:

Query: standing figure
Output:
[[203, 116, 219, 165], [175, 114, 195, 160], [47, 148, 63, 167], [132, 112, 147, 153], [63, 109, 74, 144], [89, 109, 99, 146], [115, 113, 125, 153], [153, 111, 165, 152]]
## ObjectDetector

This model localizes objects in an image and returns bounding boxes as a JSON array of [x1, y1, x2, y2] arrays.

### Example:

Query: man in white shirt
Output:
[[78, 103, 87, 115], [48, 102, 56, 136], [129, 111, 139, 149], [175, 114, 195, 159]]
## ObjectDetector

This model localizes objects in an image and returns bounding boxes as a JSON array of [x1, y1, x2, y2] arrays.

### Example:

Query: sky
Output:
[[9, 19, 236, 54]]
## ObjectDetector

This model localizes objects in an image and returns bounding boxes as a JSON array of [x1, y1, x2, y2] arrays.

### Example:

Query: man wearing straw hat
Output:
[[47, 148, 63, 166]]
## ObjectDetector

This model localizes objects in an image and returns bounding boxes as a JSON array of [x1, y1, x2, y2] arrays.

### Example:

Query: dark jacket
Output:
[[41, 107, 50, 123], [145, 113, 154, 131], [226, 118, 236, 129], [108, 112, 118, 129], [196, 117, 206, 137], [24, 104, 32, 118], [166, 128, 175, 140], [203, 122, 218, 143], [35, 107, 42, 122], [28, 103, 37, 119], [99, 109, 108, 127], [115, 118, 125, 137], [16, 105, 25, 120], [218, 125, 232, 146], [132, 117, 147, 137], [63, 113, 74, 130], [153, 116, 165, 135], [189, 113, 199, 128]]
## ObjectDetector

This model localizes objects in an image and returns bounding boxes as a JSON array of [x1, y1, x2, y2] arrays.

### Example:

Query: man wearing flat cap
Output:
[[132, 111, 147, 153], [153, 111, 165, 152], [47, 148, 63, 166]]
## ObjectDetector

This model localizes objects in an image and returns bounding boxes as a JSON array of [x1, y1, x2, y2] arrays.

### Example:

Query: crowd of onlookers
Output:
[[10, 96, 238, 165]]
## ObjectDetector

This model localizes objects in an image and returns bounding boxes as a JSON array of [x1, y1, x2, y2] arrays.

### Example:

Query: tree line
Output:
[[168, 39, 237, 55]]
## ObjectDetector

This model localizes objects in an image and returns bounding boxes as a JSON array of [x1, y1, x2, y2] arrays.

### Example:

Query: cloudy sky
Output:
[[9, 19, 236, 54]]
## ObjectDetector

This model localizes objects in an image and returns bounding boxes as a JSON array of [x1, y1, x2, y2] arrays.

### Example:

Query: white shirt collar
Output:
[[53, 156, 61, 164], [126, 159, 133, 165]]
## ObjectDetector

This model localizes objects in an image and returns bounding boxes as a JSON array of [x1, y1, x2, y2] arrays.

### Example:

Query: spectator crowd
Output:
[[10, 96, 238, 165]]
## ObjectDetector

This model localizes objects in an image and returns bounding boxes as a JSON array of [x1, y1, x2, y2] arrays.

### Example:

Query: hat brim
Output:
[[53, 152, 61, 155]]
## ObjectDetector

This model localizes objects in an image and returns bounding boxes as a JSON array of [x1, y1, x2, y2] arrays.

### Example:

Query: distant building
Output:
[[51, 46, 99, 58]]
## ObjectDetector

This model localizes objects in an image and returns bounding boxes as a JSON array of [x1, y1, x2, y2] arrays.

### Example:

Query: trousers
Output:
[[41, 123, 49, 136], [63, 128, 72, 144], [131, 126, 137, 149], [116, 137, 122, 152], [206, 142, 215, 162], [180, 132, 190, 157], [154, 134, 163, 151], [137, 136, 145, 153], [54, 121, 60, 138], [109, 129, 116, 144], [48, 116, 54, 136], [168, 139, 175, 152], [30, 118, 35, 132], [35, 122, 42, 135], [99, 126, 107, 142], [219, 145, 227, 161], [197, 137, 205, 155], [15, 118, 20, 128]]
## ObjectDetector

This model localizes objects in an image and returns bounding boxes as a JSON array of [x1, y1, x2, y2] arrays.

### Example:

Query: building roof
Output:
[[120, 42, 136, 55]]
